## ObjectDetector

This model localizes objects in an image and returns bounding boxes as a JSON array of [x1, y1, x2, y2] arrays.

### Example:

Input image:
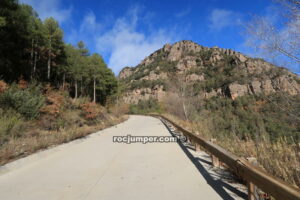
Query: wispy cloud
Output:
[[20, 0, 72, 24], [64, 10, 103, 53], [80, 11, 102, 33], [208, 9, 242, 31], [175, 7, 191, 18], [95, 6, 179, 74], [21, 1, 183, 74]]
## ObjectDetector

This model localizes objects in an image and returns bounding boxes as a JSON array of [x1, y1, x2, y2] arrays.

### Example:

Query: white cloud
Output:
[[80, 11, 102, 33], [175, 7, 191, 18], [21, 2, 181, 74], [64, 11, 103, 52], [208, 9, 241, 31], [20, 0, 72, 24], [95, 7, 178, 74]]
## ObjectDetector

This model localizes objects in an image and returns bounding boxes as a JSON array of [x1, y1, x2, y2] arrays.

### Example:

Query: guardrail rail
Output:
[[149, 114, 300, 200]]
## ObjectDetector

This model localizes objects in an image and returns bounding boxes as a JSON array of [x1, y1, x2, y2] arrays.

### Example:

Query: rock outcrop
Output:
[[140, 71, 168, 81], [123, 85, 166, 104], [167, 40, 204, 61], [119, 40, 300, 104], [119, 67, 134, 79]]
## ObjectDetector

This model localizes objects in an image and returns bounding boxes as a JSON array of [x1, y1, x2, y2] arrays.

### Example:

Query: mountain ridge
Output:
[[119, 40, 300, 104]]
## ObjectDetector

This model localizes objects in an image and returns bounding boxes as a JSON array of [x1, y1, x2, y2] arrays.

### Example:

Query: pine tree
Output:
[[43, 17, 64, 80], [0, 0, 32, 81]]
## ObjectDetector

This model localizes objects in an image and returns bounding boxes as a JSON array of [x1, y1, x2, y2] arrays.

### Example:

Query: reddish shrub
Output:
[[0, 80, 8, 93], [40, 85, 65, 116], [80, 102, 103, 120], [18, 77, 28, 89]]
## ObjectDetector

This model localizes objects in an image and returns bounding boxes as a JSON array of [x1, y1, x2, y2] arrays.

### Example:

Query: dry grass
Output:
[[0, 115, 128, 166], [0, 81, 130, 166], [163, 113, 300, 188]]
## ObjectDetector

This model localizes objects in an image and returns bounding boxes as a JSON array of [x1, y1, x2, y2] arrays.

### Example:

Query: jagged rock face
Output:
[[167, 40, 204, 61], [119, 40, 300, 104], [176, 56, 197, 73], [228, 83, 251, 100], [210, 74, 300, 100], [123, 85, 165, 104], [140, 71, 168, 81], [245, 59, 273, 74], [119, 67, 134, 79], [186, 74, 204, 82], [273, 75, 300, 95]]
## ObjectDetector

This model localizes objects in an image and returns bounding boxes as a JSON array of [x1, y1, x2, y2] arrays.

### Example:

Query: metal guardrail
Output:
[[149, 114, 300, 200]]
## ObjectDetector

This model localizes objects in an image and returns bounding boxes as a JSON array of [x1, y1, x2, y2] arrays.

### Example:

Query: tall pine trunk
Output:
[[80, 76, 83, 96], [30, 39, 34, 78], [33, 40, 38, 78], [47, 37, 52, 80], [93, 77, 96, 103], [62, 73, 66, 90], [75, 80, 78, 99], [33, 51, 37, 76]]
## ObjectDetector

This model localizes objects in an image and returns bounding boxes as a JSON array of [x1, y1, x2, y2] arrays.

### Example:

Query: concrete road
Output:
[[0, 115, 242, 200]]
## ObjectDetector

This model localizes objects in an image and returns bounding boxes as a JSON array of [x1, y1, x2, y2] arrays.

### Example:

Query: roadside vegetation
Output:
[[129, 98, 162, 114], [163, 109, 300, 188], [0, 80, 127, 165], [0, 0, 126, 165], [129, 93, 300, 187]]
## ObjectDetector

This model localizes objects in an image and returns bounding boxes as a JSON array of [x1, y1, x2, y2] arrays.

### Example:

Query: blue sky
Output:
[[21, 0, 281, 74]]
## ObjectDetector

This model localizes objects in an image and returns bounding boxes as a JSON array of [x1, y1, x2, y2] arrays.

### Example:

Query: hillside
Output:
[[119, 40, 300, 186], [119, 40, 300, 103], [0, 0, 126, 165], [119, 40, 300, 141]]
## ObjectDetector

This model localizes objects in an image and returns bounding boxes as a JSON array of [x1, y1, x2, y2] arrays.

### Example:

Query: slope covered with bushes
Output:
[[0, 80, 126, 165], [0, 1, 126, 165]]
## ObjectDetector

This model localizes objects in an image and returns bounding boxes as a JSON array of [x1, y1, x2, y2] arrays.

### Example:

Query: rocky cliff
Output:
[[119, 40, 300, 104]]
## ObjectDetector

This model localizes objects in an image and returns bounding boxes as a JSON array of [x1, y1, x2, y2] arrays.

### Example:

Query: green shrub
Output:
[[130, 79, 166, 90], [198, 49, 213, 61], [198, 94, 300, 143], [0, 109, 24, 144], [187, 67, 203, 75], [0, 84, 45, 119], [129, 99, 162, 114]]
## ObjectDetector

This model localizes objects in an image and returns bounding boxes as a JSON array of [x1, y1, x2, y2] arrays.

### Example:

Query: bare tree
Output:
[[245, 0, 300, 67], [165, 72, 194, 121]]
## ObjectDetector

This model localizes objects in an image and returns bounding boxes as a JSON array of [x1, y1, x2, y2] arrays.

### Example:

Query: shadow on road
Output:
[[161, 120, 247, 200]]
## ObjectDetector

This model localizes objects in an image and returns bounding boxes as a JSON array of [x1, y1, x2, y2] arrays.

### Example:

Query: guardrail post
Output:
[[209, 138, 220, 167], [187, 136, 191, 143], [248, 181, 255, 200], [247, 157, 258, 200], [211, 154, 220, 167], [195, 143, 201, 152]]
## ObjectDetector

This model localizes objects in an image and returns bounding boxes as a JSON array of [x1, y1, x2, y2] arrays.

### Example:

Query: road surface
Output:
[[0, 115, 245, 200]]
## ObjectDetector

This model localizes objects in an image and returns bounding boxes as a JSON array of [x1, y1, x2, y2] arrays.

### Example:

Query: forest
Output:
[[0, 0, 124, 165], [0, 0, 118, 104]]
